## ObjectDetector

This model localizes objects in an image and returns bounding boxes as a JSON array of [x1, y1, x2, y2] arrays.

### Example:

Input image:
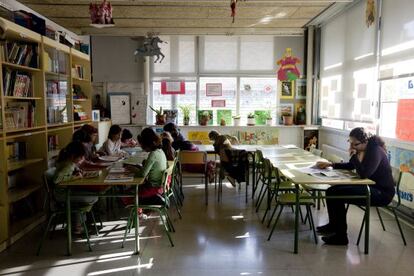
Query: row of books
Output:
[[6, 141, 27, 160], [2, 69, 32, 97], [4, 102, 35, 129], [73, 104, 88, 121], [1, 41, 39, 68], [47, 106, 66, 124], [72, 64, 85, 79], [43, 50, 68, 74], [46, 80, 68, 96]]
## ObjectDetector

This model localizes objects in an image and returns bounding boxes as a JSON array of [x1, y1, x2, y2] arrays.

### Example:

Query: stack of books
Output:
[[2, 69, 32, 97], [4, 102, 35, 129]]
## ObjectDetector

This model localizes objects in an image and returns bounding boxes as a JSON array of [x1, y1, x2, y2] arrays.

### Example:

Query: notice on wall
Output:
[[108, 93, 130, 124], [396, 99, 414, 141], [188, 131, 211, 145], [161, 81, 185, 95], [211, 100, 226, 107], [206, 83, 222, 96]]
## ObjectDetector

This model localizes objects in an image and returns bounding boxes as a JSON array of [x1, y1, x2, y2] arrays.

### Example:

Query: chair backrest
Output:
[[310, 148, 323, 157], [263, 158, 284, 194], [226, 135, 239, 145], [394, 171, 404, 207], [179, 150, 207, 164], [162, 164, 174, 192]]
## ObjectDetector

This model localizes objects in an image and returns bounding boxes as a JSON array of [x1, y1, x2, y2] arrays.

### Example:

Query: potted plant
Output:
[[149, 105, 166, 125], [233, 115, 241, 126], [282, 110, 293, 125], [199, 110, 212, 126], [179, 104, 192, 125], [265, 110, 273, 126], [220, 118, 226, 126], [247, 112, 255, 126]]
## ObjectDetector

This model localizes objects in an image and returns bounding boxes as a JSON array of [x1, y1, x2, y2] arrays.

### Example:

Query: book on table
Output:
[[104, 172, 134, 183]]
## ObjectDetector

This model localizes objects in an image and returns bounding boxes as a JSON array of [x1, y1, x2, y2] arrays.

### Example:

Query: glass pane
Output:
[[240, 36, 274, 71], [153, 36, 171, 73], [178, 36, 195, 73], [151, 81, 173, 120], [239, 78, 277, 125], [176, 82, 197, 125], [203, 36, 238, 71], [199, 77, 237, 125]]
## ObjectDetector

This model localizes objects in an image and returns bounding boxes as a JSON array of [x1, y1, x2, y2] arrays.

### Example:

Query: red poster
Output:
[[396, 99, 414, 141], [211, 100, 226, 107], [161, 81, 185, 95]]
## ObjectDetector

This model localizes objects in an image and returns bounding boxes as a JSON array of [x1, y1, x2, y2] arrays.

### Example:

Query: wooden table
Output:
[[59, 165, 145, 256], [261, 148, 374, 254]]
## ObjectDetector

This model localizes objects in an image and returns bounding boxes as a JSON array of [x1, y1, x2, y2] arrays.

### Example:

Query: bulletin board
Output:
[[108, 93, 131, 124]]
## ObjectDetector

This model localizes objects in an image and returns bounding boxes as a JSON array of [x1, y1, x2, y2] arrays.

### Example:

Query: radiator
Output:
[[321, 144, 348, 163]]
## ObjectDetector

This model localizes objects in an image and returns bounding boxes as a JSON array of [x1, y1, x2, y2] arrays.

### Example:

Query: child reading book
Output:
[[99, 124, 127, 157], [121, 128, 138, 148]]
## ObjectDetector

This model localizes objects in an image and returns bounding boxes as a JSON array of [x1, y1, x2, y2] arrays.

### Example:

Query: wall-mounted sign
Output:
[[206, 83, 222, 96], [396, 99, 414, 141], [161, 81, 185, 95], [211, 100, 226, 108]]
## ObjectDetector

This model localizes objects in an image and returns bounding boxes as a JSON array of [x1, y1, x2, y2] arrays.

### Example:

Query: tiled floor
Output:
[[0, 181, 414, 276]]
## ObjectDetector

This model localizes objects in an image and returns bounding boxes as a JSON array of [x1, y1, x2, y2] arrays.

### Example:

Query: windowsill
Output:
[[140, 124, 320, 128]]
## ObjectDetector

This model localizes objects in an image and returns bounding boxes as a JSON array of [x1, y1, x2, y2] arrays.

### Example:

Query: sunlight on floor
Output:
[[87, 258, 154, 276]]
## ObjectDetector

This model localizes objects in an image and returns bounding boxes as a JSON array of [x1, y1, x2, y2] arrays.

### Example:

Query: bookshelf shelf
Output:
[[2, 62, 41, 72], [4, 96, 43, 100], [8, 183, 43, 203], [7, 158, 44, 172], [0, 17, 92, 252]]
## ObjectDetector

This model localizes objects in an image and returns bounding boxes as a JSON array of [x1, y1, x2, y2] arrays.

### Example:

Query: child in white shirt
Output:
[[99, 124, 127, 157]]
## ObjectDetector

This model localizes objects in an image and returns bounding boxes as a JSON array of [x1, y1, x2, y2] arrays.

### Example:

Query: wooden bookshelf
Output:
[[0, 17, 92, 252]]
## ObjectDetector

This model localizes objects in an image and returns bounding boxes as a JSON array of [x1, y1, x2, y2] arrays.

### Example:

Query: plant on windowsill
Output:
[[232, 115, 241, 126], [179, 104, 192, 125], [149, 105, 166, 125], [265, 110, 273, 126], [199, 110, 212, 126], [247, 112, 256, 126], [282, 110, 293, 125]]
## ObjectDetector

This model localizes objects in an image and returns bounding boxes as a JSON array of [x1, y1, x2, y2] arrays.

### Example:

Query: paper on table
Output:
[[282, 144, 299, 149]]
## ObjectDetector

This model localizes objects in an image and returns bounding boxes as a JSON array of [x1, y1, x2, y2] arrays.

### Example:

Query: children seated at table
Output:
[[121, 129, 138, 148], [53, 141, 98, 234], [99, 124, 127, 157], [163, 122, 198, 151], [72, 126, 103, 167], [160, 131, 175, 161]]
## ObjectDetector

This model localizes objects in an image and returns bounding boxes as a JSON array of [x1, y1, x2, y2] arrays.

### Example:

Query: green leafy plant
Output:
[[247, 112, 255, 119], [179, 105, 192, 119], [265, 110, 272, 119], [149, 105, 163, 116]]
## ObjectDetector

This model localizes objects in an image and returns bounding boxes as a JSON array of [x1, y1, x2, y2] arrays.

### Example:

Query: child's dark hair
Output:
[[108, 125, 122, 140], [162, 137, 174, 161], [121, 129, 133, 142], [72, 129, 92, 143], [57, 141, 86, 163], [139, 128, 161, 151]]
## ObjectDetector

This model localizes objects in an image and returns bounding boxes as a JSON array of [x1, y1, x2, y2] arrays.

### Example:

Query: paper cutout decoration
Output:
[[277, 48, 301, 81], [396, 99, 414, 141], [89, 0, 114, 26], [134, 35, 166, 63], [366, 0, 375, 28]]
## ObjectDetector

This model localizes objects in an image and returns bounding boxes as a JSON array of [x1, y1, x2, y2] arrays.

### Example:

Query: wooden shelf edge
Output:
[[5, 126, 46, 135], [73, 98, 90, 101], [2, 62, 41, 72], [7, 158, 44, 172], [74, 120, 91, 125], [71, 49, 90, 60], [42, 36, 71, 53], [72, 77, 90, 82], [0, 18, 42, 42], [10, 213, 45, 243], [4, 96, 43, 100], [8, 183, 43, 203]]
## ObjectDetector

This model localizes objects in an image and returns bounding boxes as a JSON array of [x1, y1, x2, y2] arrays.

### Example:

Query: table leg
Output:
[[294, 184, 299, 254], [251, 154, 256, 200], [134, 185, 140, 255], [66, 189, 72, 256], [364, 185, 371, 254]]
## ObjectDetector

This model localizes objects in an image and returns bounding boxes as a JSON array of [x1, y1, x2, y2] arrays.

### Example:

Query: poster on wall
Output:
[[396, 99, 414, 141], [108, 93, 130, 124], [296, 79, 306, 99], [164, 109, 178, 124], [188, 131, 210, 145], [206, 83, 222, 96], [217, 110, 232, 125], [238, 129, 279, 145], [161, 81, 185, 95], [303, 129, 319, 151], [211, 100, 226, 108]]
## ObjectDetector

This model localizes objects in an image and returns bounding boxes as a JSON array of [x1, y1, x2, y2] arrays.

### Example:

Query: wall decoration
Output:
[[188, 131, 210, 145], [366, 0, 375, 28], [89, 0, 115, 26], [107, 92, 130, 124], [264, 84, 272, 93], [92, 110, 100, 122], [161, 81, 185, 95], [217, 110, 232, 125], [134, 35, 167, 63], [198, 110, 213, 126], [164, 109, 178, 124], [295, 79, 306, 99], [280, 80, 294, 99], [276, 48, 301, 81], [211, 100, 226, 108], [206, 83, 222, 96], [244, 84, 252, 91], [396, 99, 414, 141], [295, 104, 306, 125], [395, 148, 414, 174], [304, 129, 318, 151], [238, 129, 279, 145]]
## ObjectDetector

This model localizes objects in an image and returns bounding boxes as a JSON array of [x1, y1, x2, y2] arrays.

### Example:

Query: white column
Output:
[[306, 26, 314, 126], [144, 56, 151, 123]]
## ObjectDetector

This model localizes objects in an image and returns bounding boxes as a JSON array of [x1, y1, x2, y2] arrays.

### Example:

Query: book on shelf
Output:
[[58, 51, 68, 74], [3, 41, 39, 68], [47, 135, 59, 151], [6, 141, 27, 160], [73, 104, 88, 121], [72, 64, 85, 79], [2, 69, 32, 97], [4, 102, 35, 129]]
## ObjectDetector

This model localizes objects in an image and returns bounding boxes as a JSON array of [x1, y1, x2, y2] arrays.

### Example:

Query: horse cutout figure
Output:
[[134, 36, 167, 63]]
